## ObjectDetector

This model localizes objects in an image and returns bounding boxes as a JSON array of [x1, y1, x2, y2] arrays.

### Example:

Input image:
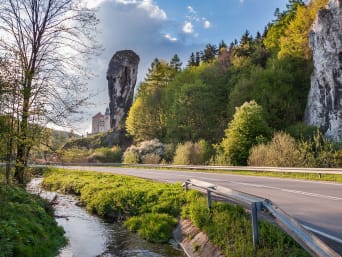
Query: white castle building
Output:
[[92, 108, 111, 134]]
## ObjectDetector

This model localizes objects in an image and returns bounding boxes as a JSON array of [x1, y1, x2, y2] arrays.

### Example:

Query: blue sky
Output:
[[76, 0, 289, 134]]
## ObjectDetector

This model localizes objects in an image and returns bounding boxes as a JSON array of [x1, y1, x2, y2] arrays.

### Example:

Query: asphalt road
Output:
[[56, 165, 342, 254]]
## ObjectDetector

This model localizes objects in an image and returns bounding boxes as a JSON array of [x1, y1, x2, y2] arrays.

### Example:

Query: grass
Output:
[[182, 190, 309, 257], [41, 167, 309, 256], [0, 183, 66, 257]]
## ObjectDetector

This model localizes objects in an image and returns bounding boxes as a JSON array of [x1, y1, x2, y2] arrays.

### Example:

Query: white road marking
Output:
[[230, 182, 342, 201]]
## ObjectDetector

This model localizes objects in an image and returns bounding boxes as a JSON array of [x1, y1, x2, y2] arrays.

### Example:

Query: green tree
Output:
[[127, 60, 177, 142], [220, 101, 270, 165], [170, 54, 182, 71], [166, 80, 219, 142], [264, 0, 305, 53], [227, 57, 311, 129], [278, 0, 328, 59], [187, 52, 196, 67], [201, 44, 218, 63]]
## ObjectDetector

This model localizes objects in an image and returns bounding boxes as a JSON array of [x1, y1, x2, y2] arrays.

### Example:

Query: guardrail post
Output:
[[185, 181, 189, 191], [207, 190, 212, 209], [251, 202, 259, 247]]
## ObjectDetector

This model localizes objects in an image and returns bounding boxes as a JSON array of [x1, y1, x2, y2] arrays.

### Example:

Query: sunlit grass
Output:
[[42, 167, 309, 256]]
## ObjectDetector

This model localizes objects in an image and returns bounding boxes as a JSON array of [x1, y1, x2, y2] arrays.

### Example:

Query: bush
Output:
[[88, 146, 122, 163], [124, 213, 177, 243], [297, 130, 341, 168], [122, 151, 140, 164], [286, 123, 318, 140], [248, 130, 342, 168], [248, 132, 298, 167], [141, 153, 161, 164], [123, 139, 167, 164], [0, 185, 66, 257], [172, 140, 213, 165], [59, 147, 90, 163]]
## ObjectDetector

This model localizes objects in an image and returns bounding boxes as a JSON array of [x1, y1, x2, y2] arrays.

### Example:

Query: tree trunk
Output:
[[5, 139, 13, 184], [15, 84, 31, 184]]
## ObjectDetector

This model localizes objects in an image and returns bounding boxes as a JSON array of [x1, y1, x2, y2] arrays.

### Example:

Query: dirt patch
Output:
[[174, 219, 224, 257]]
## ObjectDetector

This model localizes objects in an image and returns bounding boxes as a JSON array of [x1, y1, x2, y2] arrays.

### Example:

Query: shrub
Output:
[[0, 185, 66, 257], [286, 122, 318, 140], [173, 140, 213, 165], [88, 146, 122, 163], [297, 130, 341, 168], [248, 130, 342, 168], [124, 213, 177, 243], [122, 150, 140, 164], [59, 147, 90, 163], [141, 153, 161, 164], [123, 139, 167, 164], [248, 132, 298, 167]]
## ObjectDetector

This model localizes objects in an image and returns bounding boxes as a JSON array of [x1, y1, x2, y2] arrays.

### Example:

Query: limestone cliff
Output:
[[107, 50, 139, 130], [305, 0, 342, 141]]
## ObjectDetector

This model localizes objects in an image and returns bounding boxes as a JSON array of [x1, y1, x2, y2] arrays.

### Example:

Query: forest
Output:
[[123, 0, 341, 167]]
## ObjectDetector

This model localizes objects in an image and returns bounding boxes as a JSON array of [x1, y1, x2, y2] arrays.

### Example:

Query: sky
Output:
[[74, 0, 289, 135]]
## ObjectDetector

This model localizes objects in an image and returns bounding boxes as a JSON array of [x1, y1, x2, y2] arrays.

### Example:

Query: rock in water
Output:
[[305, 0, 342, 141], [107, 50, 139, 130]]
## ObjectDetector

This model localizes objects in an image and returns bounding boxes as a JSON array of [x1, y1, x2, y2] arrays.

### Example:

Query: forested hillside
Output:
[[124, 0, 341, 167]]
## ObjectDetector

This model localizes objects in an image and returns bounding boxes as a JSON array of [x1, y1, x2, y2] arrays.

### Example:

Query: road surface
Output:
[[56, 165, 342, 254]]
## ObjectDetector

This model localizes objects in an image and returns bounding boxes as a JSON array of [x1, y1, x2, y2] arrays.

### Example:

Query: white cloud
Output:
[[164, 33, 177, 42], [203, 19, 211, 29], [85, 0, 166, 20], [182, 21, 194, 34], [116, 0, 138, 4], [138, 0, 167, 20], [187, 6, 196, 14]]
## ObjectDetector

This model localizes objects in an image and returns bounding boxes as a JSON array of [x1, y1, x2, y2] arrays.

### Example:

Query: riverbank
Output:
[[0, 183, 66, 257], [42, 167, 309, 257]]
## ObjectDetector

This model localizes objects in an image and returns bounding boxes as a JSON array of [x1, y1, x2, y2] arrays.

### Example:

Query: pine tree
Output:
[[187, 52, 196, 67], [195, 52, 201, 66], [201, 44, 218, 63], [170, 54, 182, 71]]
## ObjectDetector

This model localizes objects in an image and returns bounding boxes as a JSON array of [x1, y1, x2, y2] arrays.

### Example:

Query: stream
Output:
[[27, 178, 186, 257]]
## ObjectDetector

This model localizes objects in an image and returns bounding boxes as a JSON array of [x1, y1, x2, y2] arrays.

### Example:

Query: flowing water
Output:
[[27, 178, 185, 257]]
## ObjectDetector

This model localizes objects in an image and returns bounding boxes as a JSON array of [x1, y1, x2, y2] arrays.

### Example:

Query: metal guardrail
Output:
[[31, 162, 342, 175], [184, 178, 340, 257]]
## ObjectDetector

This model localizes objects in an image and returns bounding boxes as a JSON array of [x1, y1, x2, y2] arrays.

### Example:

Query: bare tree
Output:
[[0, 0, 99, 183]]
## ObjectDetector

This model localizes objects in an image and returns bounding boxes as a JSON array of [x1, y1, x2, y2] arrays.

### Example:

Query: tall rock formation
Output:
[[107, 50, 139, 130], [305, 0, 342, 141]]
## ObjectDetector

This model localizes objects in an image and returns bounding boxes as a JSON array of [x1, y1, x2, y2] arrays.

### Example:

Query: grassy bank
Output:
[[42, 168, 308, 257], [0, 183, 66, 257]]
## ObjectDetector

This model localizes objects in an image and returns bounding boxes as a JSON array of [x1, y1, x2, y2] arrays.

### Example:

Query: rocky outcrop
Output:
[[304, 0, 342, 141], [107, 50, 139, 130]]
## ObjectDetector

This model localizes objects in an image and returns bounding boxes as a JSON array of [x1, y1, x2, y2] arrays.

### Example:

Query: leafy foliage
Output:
[[182, 189, 309, 257], [0, 184, 66, 257], [122, 139, 167, 164], [172, 140, 213, 165], [248, 130, 342, 167], [220, 101, 270, 165]]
